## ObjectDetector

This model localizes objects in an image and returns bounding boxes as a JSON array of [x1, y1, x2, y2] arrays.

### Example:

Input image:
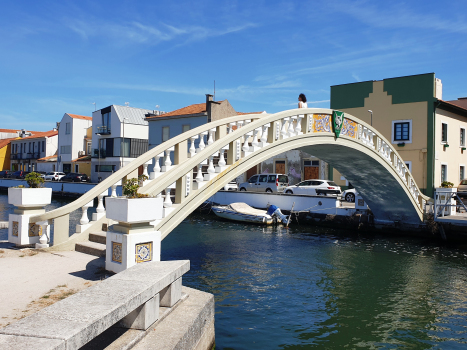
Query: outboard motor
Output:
[[267, 205, 289, 225]]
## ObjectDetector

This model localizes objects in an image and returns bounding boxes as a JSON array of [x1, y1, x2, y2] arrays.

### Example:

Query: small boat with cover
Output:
[[211, 202, 289, 225]]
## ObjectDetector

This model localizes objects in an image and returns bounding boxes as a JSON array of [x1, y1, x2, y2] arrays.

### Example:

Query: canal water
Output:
[[2, 194, 467, 348]]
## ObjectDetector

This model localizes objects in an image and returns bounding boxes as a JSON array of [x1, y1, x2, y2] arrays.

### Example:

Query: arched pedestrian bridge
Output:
[[30, 108, 431, 249]]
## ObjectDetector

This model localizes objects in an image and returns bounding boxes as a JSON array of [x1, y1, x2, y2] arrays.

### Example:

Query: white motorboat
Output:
[[211, 202, 289, 225]]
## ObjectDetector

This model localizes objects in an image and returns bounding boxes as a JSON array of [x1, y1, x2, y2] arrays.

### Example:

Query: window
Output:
[[303, 160, 320, 166], [95, 165, 116, 172], [392, 120, 412, 143], [162, 127, 170, 142], [442, 123, 448, 143], [102, 112, 111, 132], [60, 145, 71, 154], [75, 164, 79, 173], [441, 164, 447, 183], [249, 175, 259, 183], [259, 175, 268, 183], [268, 175, 276, 183], [65, 122, 71, 134], [405, 161, 412, 173], [28, 142, 31, 152], [394, 122, 410, 141], [461, 128, 465, 147], [42, 141, 45, 152], [182, 125, 190, 133], [114, 138, 130, 157], [460, 166, 465, 182], [87, 142, 92, 155]]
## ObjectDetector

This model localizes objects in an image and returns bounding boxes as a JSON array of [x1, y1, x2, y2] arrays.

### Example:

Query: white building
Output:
[[57, 113, 92, 173], [10, 130, 58, 172], [91, 105, 152, 182]]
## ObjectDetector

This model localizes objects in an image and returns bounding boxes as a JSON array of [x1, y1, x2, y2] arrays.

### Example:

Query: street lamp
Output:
[[368, 110, 373, 126], [121, 117, 129, 169]]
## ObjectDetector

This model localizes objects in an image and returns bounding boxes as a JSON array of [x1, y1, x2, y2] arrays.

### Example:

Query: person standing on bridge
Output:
[[298, 93, 307, 108]]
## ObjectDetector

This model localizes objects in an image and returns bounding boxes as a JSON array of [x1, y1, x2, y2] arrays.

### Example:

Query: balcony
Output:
[[11, 153, 22, 160], [26, 152, 40, 160], [96, 126, 111, 135]]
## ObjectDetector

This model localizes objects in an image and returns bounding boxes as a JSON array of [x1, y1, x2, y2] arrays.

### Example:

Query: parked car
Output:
[[223, 180, 238, 191], [341, 188, 357, 202], [284, 179, 341, 196], [239, 174, 289, 193], [10, 170, 29, 179], [44, 171, 66, 181], [457, 179, 467, 197], [0, 170, 11, 178], [36, 171, 47, 179], [61, 173, 90, 182]]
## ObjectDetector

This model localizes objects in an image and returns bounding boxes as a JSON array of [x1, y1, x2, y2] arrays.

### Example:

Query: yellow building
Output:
[[0, 138, 16, 171], [330, 73, 467, 197], [70, 126, 92, 177]]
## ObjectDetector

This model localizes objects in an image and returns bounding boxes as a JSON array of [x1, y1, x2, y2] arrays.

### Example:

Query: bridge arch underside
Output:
[[155, 134, 422, 239]]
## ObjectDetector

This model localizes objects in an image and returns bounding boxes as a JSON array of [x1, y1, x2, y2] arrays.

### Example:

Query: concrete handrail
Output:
[[0, 260, 190, 350]]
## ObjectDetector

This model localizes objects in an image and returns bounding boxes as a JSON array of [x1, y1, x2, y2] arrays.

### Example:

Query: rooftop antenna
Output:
[[214, 80, 215, 101], [91, 102, 96, 111], [125, 102, 130, 107]]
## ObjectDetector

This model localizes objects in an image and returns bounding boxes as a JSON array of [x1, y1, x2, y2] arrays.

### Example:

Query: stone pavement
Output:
[[0, 240, 106, 328]]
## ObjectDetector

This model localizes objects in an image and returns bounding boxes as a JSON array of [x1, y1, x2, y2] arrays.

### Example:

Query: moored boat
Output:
[[212, 202, 289, 225]]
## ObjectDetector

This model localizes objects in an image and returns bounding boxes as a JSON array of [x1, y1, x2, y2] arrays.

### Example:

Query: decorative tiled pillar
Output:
[[7, 187, 52, 247], [105, 197, 164, 274]]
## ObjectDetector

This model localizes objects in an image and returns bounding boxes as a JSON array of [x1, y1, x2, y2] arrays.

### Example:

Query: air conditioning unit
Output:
[[78, 151, 85, 156]]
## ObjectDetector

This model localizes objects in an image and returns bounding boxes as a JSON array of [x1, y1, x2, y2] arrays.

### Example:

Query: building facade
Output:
[[10, 130, 58, 172], [91, 105, 152, 182], [57, 113, 92, 174], [330, 73, 467, 197]]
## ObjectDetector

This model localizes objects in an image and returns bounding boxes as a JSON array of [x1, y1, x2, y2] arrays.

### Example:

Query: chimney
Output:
[[206, 94, 214, 122], [21, 129, 26, 138]]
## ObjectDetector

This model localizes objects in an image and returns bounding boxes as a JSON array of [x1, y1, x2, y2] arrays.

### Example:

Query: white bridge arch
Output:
[[31, 108, 431, 249]]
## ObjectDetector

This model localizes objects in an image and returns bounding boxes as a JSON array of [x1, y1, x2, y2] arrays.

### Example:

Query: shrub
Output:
[[122, 178, 148, 198], [441, 181, 454, 188], [25, 172, 44, 188]]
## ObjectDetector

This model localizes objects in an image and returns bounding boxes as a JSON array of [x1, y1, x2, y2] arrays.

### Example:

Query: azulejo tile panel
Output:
[[112, 242, 122, 263], [135, 242, 153, 264], [28, 223, 42, 237], [313, 114, 331, 133], [12, 221, 19, 237], [340, 119, 357, 138]]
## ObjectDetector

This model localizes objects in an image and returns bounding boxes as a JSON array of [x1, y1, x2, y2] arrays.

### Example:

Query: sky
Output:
[[1, 0, 466, 131]]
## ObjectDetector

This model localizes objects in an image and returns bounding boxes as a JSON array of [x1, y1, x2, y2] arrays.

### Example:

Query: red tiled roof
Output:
[[13, 130, 58, 141], [0, 137, 16, 149], [37, 154, 57, 161], [440, 100, 467, 112], [0, 129, 20, 133], [67, 114, 92, 121], [146, 103, 207, 119], [71, 155, 91, 162]]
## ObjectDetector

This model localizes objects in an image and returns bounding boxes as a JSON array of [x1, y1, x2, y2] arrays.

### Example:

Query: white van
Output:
[[238, 174, 289, 193]]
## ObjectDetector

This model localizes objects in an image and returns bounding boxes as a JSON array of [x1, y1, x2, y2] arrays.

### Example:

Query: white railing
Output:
[[29, 108, 431, 246]]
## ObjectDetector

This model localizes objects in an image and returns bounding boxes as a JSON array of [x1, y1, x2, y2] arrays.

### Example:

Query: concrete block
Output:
[[8, 213, 46, 246], [105, 230, 161, 274], [160, 277, 182, 307], [120, 294, 160, 330], [131, 286, 215, 350], [0, 334, 65, 350]]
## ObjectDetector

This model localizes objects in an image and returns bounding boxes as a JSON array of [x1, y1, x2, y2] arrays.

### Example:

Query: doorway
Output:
[[304, 160, 319, 180]]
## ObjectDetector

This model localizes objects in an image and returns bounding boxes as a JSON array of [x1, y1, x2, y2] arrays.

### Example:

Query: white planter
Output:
[[8, 187, 52, 208], [105, 197, 164, 224]]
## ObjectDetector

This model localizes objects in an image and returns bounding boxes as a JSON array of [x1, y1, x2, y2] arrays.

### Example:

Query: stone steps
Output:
[[75, 232, 106, 257]]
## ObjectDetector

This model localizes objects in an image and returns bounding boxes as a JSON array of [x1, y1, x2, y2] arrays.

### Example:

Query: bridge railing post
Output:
[[174, 140, 187, 204]]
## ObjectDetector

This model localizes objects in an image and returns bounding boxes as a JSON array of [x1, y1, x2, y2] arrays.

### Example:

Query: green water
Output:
[[162, 215, 467, 349]]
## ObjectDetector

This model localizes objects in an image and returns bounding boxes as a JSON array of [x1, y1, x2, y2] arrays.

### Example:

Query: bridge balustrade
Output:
[[27, 108, 431, 248]]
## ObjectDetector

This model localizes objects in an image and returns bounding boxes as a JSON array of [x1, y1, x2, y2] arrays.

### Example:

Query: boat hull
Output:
[[212, 207, 273, 225]]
